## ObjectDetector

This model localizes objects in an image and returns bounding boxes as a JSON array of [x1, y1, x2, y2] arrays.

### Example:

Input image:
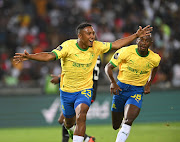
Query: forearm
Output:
[[28, 52, 56, 61], [111, 33, 138, 50], [147, 67, 158, 85], [105, 63, 116, 83]]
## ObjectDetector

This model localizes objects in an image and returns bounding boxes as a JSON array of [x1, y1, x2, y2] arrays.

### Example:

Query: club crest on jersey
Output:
[[56, 45, 63, 51], [114, 53, 119, 59]]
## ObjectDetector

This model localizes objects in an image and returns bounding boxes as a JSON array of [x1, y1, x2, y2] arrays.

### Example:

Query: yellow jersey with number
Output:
[[110, 45, 161, 86], [52, 39, 112, 92]]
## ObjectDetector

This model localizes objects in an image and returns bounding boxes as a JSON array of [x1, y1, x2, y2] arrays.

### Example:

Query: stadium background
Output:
[[0, 0, 180, 142]]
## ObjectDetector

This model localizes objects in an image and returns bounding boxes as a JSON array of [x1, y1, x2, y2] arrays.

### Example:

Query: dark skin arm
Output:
[[13, 50, 56, 64], [111, 25, 152, 50], [144, 66, 159, 94], [50, 74, 61, 84], [105, 62, 122, 95]]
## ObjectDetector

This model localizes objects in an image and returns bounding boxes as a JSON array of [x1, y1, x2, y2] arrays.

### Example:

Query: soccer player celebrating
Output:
[[50, 56, 101, 142], [105, 35, 161, 142], [14, 22, 152, 142]]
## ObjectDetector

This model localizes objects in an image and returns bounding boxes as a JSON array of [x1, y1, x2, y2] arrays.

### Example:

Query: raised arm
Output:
[[144, 66, 159, 94], [111, 25, 153, 50], [105, 62, 122, 95], [13, 50, 56, 64]]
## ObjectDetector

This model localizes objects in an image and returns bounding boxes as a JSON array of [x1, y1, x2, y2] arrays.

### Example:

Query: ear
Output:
[[78, 33, 82, 39]]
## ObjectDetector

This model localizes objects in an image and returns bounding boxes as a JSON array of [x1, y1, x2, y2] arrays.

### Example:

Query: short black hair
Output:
[[76, 22, 92, 35]]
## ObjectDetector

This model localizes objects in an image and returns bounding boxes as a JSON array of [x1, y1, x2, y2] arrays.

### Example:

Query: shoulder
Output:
[[93, 40, 111, 48], [62, 39, 77, 46], [148, 49, 161, 65], [149, 49, 161, 60], [118, 44, 136, 53]]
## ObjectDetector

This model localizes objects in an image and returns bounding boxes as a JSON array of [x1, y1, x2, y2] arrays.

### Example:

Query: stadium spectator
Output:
[[0, 0, 179, 89]]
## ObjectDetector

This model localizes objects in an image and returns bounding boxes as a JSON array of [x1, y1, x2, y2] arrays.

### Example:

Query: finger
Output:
[[113, 90, 117, 95], [15, 53, 23, 55], [14, 60, 21, 65], [142, 25, 150, 30], [50, 74, 55, 77], [116, 89, 119, 95], [144, 91, 150, 94], [139, 26, 142, 30], [146, 27, 153, 31], [14, 55, 21, 58], [145, 33, 151, 36], [145, 27, 153, 32], [118, 87, 122, 91], [13, 58, 21, 63], [51, 81, 55, 84], [13, 58, 19, 62]]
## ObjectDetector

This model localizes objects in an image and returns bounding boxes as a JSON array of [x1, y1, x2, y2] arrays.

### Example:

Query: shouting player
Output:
[[50, 56, 101, 142], [14, 22, 152, 142], [105, 35, 161, 142]]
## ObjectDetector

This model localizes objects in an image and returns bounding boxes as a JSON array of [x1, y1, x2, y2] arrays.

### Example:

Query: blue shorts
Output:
[[111, 81, 144, 112], [60, 88, 93, 118]]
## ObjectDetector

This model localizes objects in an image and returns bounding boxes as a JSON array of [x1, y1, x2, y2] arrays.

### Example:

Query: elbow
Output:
[[105, 63, 111, 75], [104, 64, 108, 74]]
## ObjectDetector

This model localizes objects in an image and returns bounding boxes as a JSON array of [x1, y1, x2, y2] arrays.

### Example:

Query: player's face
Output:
[[79, 26, 95, 47], [137, 36, 152, 51]]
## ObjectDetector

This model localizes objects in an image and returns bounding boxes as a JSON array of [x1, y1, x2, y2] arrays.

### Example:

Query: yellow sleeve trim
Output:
[[52, 50, 58, 60], [109, 61, 117, 67]]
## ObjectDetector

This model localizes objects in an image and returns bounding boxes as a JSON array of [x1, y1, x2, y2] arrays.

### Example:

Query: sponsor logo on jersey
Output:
[[56, 45, 63, 51], [114, 53, 119, 59]]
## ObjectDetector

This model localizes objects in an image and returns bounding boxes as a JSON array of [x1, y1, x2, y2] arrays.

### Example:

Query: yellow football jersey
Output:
[[110, 45, 161, 86], [52, 39, 112, 92]]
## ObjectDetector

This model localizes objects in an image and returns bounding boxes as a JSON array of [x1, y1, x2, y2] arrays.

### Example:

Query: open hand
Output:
[[13, 50, 29, 64], [136, 25, 153, 38]]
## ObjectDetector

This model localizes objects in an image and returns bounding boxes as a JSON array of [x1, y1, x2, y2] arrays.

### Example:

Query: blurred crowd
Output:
[[0, 0, 180, 90]]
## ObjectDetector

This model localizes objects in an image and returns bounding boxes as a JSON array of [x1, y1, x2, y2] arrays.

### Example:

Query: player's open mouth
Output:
[[140, 46, 146, 50], [89, 40, 93, 43], [89, 40, 94, 45]]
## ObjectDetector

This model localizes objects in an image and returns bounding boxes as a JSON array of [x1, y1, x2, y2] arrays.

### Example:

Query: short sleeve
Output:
[[109, 48, 126, 67], [51, 41, 69, 60], [94, 41, 112, 54], [154, 54, 161, 67]]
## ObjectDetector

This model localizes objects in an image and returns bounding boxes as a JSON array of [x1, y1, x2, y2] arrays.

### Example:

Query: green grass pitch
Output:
[[0, 122, 180, 142]]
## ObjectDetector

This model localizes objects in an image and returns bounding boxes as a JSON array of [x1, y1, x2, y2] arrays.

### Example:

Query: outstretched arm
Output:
[[144, 66, 158, 94], [111, 25, 153, 50], [13, 50, 56, 64], [105, 62, 122, 95]]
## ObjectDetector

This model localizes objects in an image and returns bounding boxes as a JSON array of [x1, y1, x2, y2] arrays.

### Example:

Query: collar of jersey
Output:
[[135, 48, 149, 57], [76, 43, 89, 51]]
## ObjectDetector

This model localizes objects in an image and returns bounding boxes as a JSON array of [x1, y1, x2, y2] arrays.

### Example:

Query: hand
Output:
[[110, 82, 122, 95], [13, 50, 29, 64], [50, 74, 60, 84], [144, 83, 151, 94], [136, 25, 153, 38]]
